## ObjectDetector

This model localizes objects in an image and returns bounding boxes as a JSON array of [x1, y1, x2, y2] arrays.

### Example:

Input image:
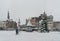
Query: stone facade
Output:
[[6, 20, 17, 30], [53, 21, 60, 31], [0, 21, 6, 30], [47, 22, 53, 31]]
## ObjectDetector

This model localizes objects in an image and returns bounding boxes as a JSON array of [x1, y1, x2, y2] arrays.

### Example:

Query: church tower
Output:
[[18, 18, 20, 25], [7, 11, 10, 20], [18, 18, 20, 28]]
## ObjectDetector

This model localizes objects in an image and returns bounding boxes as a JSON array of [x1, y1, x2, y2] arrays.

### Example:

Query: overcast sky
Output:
[[0, 0, 60, 24]]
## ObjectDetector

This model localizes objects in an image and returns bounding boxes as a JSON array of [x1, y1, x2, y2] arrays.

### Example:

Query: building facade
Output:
[[0, 11, 17, 30], [0, 21, 6, 30], [53, 21, 60, 31]]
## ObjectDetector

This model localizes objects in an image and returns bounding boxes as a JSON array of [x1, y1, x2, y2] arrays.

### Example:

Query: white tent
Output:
[[26, 19, 35, 26]]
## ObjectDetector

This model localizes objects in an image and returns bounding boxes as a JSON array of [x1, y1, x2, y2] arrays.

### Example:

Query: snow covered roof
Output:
[[27, 20, 33, 26], [27, 20, 35, 26]]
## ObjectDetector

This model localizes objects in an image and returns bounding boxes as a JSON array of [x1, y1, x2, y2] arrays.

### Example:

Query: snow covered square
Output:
[[0, 31, 60, 41]]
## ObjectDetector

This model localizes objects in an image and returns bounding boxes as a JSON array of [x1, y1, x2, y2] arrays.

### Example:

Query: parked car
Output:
[[25, 26, 33, 32]]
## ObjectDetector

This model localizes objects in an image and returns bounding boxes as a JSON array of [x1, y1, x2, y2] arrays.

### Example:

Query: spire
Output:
[[43, 10, 47, 16], [43, 10, 46, 14], [18, 18, 20, 24], [7, 11, 10, 20], [18, 18, 20, 28], [18, 18, 20, 26]]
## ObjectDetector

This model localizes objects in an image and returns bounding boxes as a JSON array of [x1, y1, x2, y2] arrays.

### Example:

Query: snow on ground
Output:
[[0, 31, 60, 41]]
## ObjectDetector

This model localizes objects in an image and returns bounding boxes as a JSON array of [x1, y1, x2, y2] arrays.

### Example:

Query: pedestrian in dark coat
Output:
[[16, 27, 19, 35]]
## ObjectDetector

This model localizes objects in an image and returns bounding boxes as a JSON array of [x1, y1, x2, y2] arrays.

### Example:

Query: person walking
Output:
[[16, 27, 19, 35]]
